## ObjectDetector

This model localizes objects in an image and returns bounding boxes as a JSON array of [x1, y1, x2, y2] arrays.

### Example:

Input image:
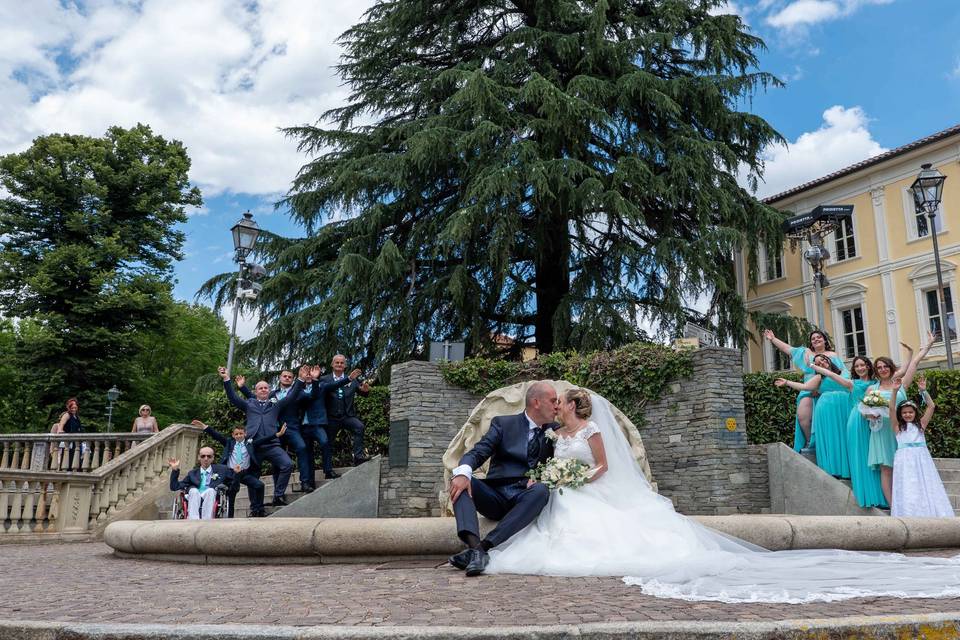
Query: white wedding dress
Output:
[[486, 394, 960, 603]]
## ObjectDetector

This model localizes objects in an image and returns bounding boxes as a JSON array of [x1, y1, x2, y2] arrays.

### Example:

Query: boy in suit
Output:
[[168, 447, 237, 520]]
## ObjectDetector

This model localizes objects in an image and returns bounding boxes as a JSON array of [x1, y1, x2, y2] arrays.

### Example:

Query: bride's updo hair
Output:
[[565, 388, 592, 419]]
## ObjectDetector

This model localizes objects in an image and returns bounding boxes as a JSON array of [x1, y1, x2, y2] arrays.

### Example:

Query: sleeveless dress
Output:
[[790, 347, 816, 451], [812, 375, 852, 478], [866, 385, 905, 469], [892, 422, 954, 517], [845, 379, 887, 508], [134, 417, 155, 433]]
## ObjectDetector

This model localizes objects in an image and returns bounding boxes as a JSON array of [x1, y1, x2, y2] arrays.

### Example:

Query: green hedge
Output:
[[743, 370, 960, 458], [441, 342, 694, 427]]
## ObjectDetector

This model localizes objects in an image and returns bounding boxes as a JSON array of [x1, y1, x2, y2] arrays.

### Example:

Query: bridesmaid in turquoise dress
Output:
[[776, 354, 852, 477], [765, 329, 841, 451], [866, 337, 932, 505], [845, 356, 886, 508]]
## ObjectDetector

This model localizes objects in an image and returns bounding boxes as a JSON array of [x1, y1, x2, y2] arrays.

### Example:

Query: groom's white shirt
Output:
[[452, 412, 540, 480]]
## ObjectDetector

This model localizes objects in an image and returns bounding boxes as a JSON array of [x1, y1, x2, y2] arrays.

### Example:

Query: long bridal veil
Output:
[[551, 394, 960, 602]]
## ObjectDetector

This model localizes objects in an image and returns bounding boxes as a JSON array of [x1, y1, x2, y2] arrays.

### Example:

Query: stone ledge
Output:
[[105, 515, 960, 562], [4, 612, 960, 639]]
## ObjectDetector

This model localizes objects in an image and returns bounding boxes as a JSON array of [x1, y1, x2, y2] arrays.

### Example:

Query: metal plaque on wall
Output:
[[389, 419, 410, 467], [716, 410, 746, 448]]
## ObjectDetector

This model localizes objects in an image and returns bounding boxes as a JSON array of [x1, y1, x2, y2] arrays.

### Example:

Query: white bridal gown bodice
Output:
[[484, 394, 960, 603]]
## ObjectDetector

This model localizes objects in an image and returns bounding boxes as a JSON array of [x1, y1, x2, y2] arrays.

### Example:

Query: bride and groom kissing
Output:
[[448, 382, 602, 576], [444, 381, 960, 602]]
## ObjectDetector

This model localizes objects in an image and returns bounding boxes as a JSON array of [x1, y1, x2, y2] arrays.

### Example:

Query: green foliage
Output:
[[742, 371, 802, 446], [441, 342, 693, 426], [202, 0, 786, 371], [903, 370, 960, 459], [0, 124, 202, 426]]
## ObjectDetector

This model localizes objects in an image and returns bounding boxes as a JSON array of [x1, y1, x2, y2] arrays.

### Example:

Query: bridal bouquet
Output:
[[859, 390, 888, 431], [526, 458, 592, 494]]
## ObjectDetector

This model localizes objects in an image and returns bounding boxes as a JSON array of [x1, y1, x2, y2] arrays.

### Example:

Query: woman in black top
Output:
[[53, 398, 83, 468]]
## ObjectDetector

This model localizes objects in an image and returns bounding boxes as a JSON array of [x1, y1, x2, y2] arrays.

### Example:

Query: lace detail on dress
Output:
[[554, 421, 600, 467]]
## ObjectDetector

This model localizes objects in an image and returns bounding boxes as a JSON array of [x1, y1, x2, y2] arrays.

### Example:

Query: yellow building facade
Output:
[[738, 124, 960, 372]]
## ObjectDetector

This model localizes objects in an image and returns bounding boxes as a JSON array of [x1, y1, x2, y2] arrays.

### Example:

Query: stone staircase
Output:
[[933, 458, 960, 516], [155, 467, 353, 519]]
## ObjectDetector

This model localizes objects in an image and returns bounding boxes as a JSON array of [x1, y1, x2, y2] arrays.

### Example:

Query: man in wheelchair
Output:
[[168, 447, 237, 520]]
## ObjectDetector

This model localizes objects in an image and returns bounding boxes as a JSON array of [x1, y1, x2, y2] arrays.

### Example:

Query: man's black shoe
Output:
[[324, 470, 341, 479], [248, 510, 267, 518], [271, 496, 288, 507], [448, 549, 472, 570], [353, 456, 371, 465], [464, 549, 489, 577], [299, 484, 316, 493]]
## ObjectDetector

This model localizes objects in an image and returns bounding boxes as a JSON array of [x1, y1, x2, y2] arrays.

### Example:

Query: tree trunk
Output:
[[534, 217, 570, 353]]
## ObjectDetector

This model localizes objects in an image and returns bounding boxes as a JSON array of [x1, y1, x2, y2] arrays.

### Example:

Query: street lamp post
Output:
[[226, 211, 261, 376], [911, 163, 952, 369], [803, 237, 830, 329], [106, 385, 121, 432]]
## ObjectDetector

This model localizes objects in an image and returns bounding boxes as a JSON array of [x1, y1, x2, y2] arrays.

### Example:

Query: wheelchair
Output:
[[172, 484, 231, 520]]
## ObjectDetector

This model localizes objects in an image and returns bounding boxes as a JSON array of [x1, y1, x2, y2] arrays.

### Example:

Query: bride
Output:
[[486, 388, 960, 603]]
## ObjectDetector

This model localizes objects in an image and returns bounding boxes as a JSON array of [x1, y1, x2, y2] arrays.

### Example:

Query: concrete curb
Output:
[[104, 515, 960, 562], [3, 612, 960, 639]]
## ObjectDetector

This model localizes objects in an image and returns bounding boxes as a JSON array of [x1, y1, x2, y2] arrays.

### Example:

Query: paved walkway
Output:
[[3, 543, 960, 627]]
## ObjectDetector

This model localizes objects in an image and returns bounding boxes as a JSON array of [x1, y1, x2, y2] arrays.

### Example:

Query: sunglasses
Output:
[[199, 454, 214, 459]]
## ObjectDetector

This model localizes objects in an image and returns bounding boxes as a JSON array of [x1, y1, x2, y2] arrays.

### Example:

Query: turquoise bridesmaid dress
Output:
[[867, 385, 907, 469], [790, 346, 817, 451], [813, 373, 853, 478], [845, 379, 887, 508]]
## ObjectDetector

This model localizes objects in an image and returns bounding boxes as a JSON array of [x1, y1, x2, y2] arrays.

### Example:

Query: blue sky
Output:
[[2, 0, 959, 337]]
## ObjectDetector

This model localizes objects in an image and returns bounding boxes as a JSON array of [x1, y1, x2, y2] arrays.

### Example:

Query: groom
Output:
[[449, 381, 559, 576]]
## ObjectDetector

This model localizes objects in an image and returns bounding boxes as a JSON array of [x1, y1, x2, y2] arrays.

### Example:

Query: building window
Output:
[[834, 216, 856, 261], [915, 209, 944, 239], [840, 306, 867, 359], [759, 245, 784, 283], [767, 342, 791, 371], [925, 286, 957, 342]]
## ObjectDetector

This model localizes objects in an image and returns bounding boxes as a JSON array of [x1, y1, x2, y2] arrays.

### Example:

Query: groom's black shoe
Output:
[[464, 549, 489, 577], [448, 549, 472, 570]]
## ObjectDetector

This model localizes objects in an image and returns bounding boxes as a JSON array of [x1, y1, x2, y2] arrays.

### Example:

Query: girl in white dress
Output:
[[486, 386, 960, 602], [889, 376, 954, 517]]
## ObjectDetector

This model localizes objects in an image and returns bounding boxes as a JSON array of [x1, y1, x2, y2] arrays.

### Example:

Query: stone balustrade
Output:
[[0, 424, 201, 539], [0, 433, 152, 473]]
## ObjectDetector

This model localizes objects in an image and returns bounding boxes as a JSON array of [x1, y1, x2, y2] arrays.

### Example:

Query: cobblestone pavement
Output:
[[3, 543, 960, 627]]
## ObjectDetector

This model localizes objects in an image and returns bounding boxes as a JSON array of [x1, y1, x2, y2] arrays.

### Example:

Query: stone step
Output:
[[935, 468, 960, 483], [933, 458, 960, 470]]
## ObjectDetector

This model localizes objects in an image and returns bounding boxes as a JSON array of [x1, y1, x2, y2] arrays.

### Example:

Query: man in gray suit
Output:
[[449, 381, 559, 576]]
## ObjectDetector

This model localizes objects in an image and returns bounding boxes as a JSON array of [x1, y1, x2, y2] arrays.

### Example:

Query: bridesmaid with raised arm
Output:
[[776, 354, 853, 477], [765, 329, 841, 452], [866, 335, 933, 506], [844, 356, 886, 508]]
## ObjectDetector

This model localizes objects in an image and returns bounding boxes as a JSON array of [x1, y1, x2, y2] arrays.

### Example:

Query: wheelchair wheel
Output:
[[172, 491, 188, 520], [214, 490, 230, 519]]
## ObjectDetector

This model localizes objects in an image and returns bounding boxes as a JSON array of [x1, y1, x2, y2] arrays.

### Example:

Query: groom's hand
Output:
[[450, 475, 472, 503]]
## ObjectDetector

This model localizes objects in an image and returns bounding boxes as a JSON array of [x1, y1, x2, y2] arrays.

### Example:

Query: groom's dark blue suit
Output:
[[453, 412, 556, 547]]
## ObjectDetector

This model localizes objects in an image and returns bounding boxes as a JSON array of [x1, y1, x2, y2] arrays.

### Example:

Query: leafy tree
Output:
[[203, 0, 786, 369], [0, 124, 202, 425]]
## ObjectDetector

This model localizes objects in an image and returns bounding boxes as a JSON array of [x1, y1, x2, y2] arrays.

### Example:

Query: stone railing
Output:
[[0, 424, 202, 539], [0, 433, 152, 473]]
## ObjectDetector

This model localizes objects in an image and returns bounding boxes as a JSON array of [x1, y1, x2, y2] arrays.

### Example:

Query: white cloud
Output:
[[755, 105, 887, 199], [0, 0, 375, 196], [221, 303, 261, 341], [766, 0, 892, 29]]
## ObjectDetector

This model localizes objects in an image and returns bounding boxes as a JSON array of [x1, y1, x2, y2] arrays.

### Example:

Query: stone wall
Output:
[[379, 361, 481, 517], [381, 347, 770, 517], [639, 347, 769, 515]]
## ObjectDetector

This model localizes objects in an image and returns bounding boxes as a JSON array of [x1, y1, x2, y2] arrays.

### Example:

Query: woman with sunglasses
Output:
[[131, 405, 159, 434]]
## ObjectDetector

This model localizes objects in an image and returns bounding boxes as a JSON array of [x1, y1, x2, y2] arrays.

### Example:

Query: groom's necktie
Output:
[[527, 427, 543, 467]]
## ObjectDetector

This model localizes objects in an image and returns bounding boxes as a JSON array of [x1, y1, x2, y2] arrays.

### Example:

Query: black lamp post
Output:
[[106, 385, 121, 432], [910, 163, 952, 370], [227, 212, 260, 375]]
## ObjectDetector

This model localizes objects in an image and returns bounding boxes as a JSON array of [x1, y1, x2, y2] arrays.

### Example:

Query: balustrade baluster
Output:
[[8, 482, 24, 533], [34, 482, 48, 533], [133, 457, 146, 497], [81, 443, 92, 471], [0, 480, 9, 528], [20, 443, 32, 470], [103, 442, 113, 465], [91, 441, 101, 470], [21, 481, 36, 531], [10, 443, 21, 471], [48, 483, 60, 525], [89, 481, 103, 523], [113, 440, 123, 461], [0, 442, 9, 469], [107, 476, 120, 515]]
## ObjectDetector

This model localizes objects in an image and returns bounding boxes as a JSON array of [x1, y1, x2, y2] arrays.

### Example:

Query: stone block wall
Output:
[[639, 347, 769, 515], [380, 347, 770, 517], [379, 361, 481, 517]]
